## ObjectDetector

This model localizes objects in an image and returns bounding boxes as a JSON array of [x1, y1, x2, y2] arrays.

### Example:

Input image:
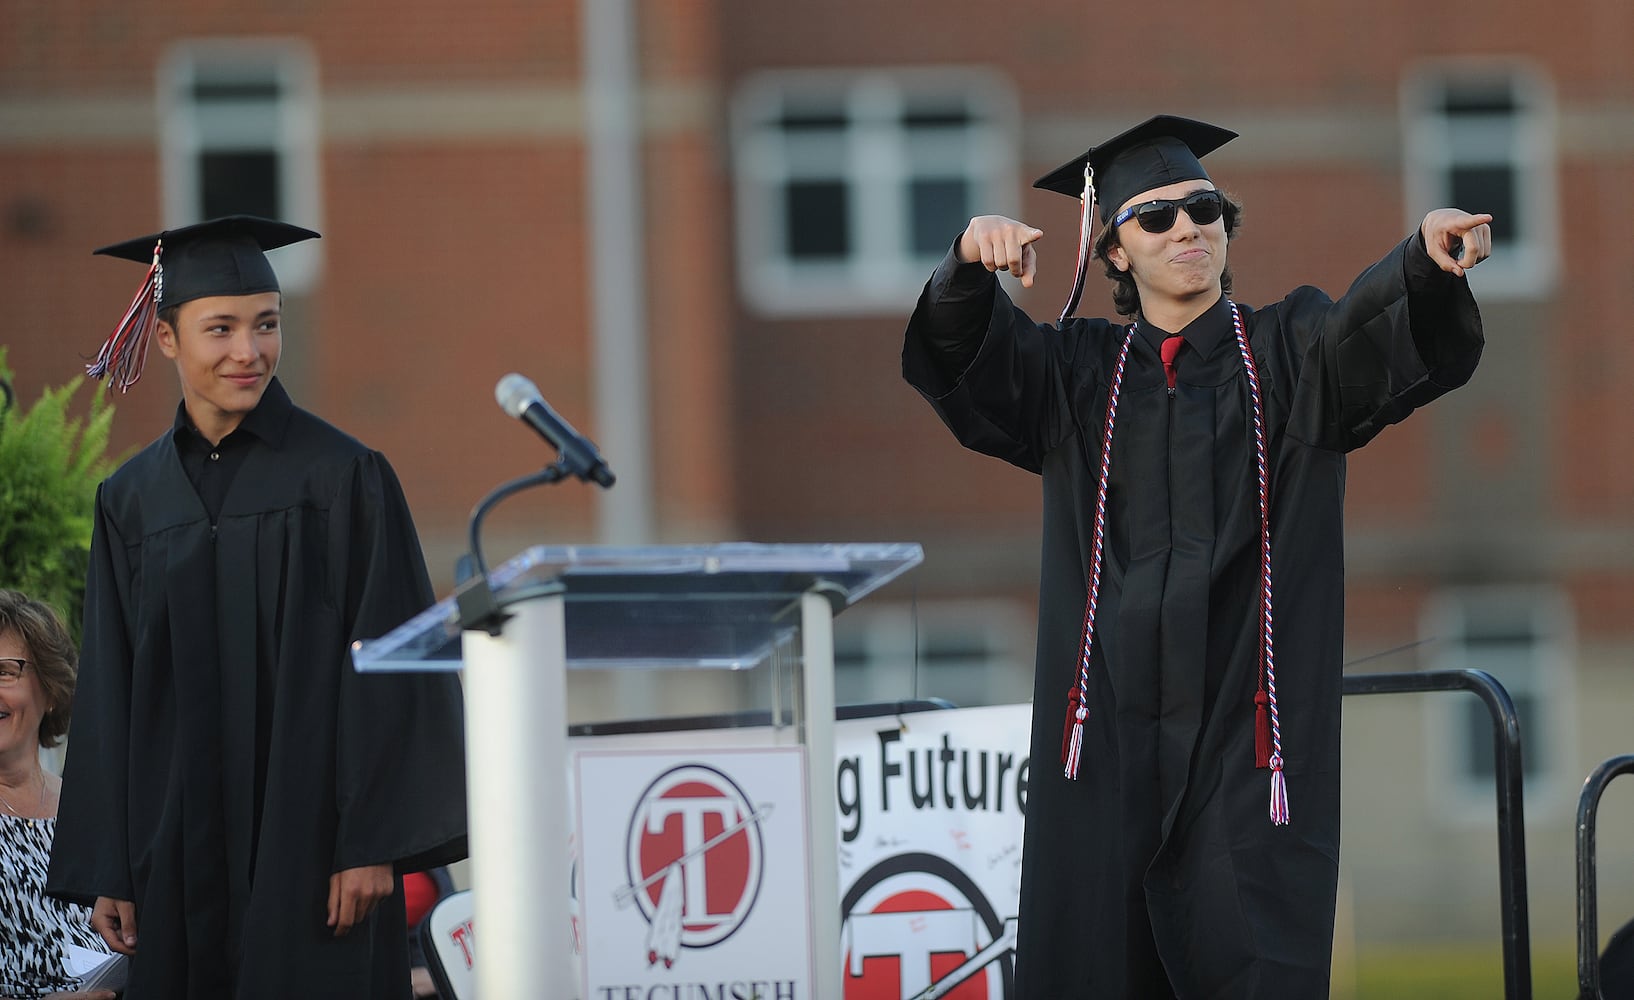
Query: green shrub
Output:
[[0, 347, 122, 642]]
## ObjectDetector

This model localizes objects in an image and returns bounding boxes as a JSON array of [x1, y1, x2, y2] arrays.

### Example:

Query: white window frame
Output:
[[731, 67, 1018, 317], [158, 39, 323, 294], [1421, 585, 1575, 825], [1401, 61, 1558, 301], [832, 600, 1031, 709]]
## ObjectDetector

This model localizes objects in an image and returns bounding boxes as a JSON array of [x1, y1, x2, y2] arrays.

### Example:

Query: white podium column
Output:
[[800, 591, 840, 998], [462, 592, 574, 998]]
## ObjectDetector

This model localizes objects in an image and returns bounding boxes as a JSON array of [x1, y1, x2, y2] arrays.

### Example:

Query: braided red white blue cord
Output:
[[1060, 324, 1135, 779], [1060, 303, 1290, 827], [1232, 304, 1289, 825]]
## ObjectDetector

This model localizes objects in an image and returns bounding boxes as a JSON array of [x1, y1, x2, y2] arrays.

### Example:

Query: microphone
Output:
[[494, 373, 616, 488]]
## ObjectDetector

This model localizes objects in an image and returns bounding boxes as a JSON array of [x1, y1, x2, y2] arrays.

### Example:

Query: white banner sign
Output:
[[833, 704, 1031, 1000]]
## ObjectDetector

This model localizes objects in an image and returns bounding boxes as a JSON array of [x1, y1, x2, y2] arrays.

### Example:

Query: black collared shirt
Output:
[[171, 379, 295, 524]]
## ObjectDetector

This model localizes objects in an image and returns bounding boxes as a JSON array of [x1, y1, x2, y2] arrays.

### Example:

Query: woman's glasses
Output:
[[0, 658, 28, 685], [1112, 190, 1225, 234]]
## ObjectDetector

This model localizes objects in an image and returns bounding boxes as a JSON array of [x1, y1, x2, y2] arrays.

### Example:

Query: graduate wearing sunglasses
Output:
[[903, 115, 1489, 999]]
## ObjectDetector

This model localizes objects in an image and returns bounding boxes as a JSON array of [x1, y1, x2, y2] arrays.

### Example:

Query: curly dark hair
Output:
[[0, 589, 78, 748], [1092, 189, 1245, 318]]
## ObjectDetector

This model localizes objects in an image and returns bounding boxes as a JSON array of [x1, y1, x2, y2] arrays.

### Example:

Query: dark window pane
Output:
[[833, 624, 868, 666], [1464, 627, 1537, 647], [1442, 83, 1516, 116], [194, 79, 281, 102], [778, 110, 847, 131], [784, 180, 849, 259], [903, 107, 972, 129], [1464, 691, 1542, 780], [1449, 166, 1516, 243], [920, 632, 990, 661], [909, 177, 968, 256], [201, 151, 281, 221]]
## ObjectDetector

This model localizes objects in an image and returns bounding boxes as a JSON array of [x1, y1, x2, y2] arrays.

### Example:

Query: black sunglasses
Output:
[[1112, 189, 1225, 234]]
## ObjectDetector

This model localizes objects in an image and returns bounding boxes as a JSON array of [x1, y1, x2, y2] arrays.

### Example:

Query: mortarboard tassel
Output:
[[87, 240, 162, 393], [1057, 165, 1096, 326]]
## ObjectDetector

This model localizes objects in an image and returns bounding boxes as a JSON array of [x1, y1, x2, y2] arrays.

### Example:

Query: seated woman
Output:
[[0, 590, 116, 1000]]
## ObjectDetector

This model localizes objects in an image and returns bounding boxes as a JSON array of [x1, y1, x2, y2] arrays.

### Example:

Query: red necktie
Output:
[[1161, 335, 1183, 392]]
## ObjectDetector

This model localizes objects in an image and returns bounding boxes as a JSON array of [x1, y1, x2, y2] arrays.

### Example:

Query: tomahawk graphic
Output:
[[613, 804, 774, 968]]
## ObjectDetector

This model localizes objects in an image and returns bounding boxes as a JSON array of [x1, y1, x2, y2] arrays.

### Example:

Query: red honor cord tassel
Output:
[[1268, 754, 1290, 825], [1254, 688, 1271, 768], [1061, 684, 1088, 779]]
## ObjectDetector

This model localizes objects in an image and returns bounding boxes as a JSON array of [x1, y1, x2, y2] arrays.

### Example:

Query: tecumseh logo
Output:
[[616, 763, 772, 969]]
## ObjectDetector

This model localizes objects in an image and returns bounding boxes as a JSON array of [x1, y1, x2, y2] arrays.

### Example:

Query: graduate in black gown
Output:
[[903, 117, 1490, 998], [47, 217, 468, 1000]]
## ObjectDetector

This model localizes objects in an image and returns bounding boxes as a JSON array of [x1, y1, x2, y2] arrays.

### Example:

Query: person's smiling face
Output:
[[0, 629, 47, 758], [1105, 179, 1228, 314], [158, 291, 282, 443]]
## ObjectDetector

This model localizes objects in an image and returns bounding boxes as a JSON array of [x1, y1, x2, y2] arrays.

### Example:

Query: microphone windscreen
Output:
[[494, 372, 541, 418]]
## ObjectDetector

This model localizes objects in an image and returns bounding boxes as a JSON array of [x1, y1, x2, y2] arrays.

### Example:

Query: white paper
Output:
[[63, 943, 128, 990]]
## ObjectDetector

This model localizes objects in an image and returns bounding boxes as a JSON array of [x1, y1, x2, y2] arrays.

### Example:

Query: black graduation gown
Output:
[[47, 379, 468, 1000], [903, 236, 1482, 999]]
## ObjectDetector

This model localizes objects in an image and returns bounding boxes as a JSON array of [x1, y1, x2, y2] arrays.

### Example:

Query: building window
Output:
[[159, 40, 322, 292], [833, 601, 1030, 710], [732, 69, 1017, 316], [1422, 587, 1574, 819], [1402, 64, 1557, 300]]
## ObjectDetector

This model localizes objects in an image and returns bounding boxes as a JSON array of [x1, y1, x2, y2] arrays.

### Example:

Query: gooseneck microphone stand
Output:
[[454, 460, 571, 634]]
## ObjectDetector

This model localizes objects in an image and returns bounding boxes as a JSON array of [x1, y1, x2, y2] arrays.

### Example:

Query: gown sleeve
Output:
[[901, 243, 1098, 475], [329, 452, 468, 875], [46, 483, 135, 907], [1278, 230, 1484, 452]]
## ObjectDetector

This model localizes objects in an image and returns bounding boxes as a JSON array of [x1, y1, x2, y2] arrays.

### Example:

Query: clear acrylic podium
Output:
[[353, 542, 923, 998]]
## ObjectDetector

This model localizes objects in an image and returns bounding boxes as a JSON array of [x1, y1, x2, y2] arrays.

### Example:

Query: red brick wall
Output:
[[0, 1, 582, 92], [6, 0, 1634, 635], [1, 148, 180, 452]]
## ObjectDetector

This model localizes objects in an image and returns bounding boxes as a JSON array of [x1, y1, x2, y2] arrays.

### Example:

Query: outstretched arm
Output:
[[1277, 210, 1488, 452]]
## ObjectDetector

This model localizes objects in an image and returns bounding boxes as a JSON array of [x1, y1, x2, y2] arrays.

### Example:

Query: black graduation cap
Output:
[[1034, 114, 1237, 224], [86, 216, 320, 392], [1036, 115, 1237, 324], [95, 215, 320, 308]]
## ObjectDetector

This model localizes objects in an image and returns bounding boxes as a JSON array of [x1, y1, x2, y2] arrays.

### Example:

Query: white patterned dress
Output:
[[0, 813, 110, 998]]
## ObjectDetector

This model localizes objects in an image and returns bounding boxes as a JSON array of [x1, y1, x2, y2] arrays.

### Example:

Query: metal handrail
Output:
[[1342, 668, 1532, 1000], [1576, 754, 1634, 999]]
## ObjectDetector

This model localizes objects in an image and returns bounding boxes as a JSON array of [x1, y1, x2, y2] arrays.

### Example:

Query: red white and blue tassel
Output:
[[86, 240, 163, 393]]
